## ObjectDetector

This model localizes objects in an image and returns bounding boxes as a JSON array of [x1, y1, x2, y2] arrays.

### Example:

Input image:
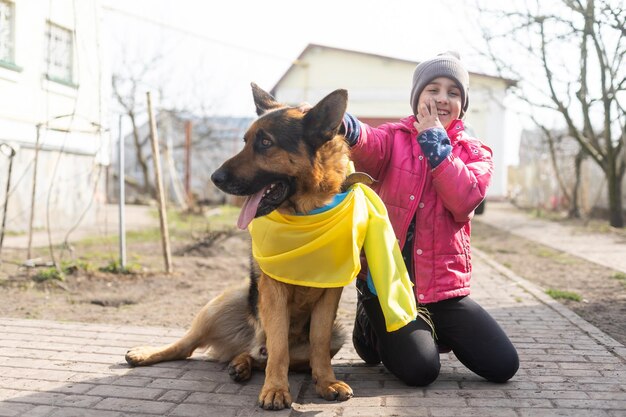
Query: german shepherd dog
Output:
[[126, 84, 355, 410]]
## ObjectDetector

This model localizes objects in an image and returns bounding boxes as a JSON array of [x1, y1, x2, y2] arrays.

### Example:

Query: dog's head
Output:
[[211, 83, 349, 229]]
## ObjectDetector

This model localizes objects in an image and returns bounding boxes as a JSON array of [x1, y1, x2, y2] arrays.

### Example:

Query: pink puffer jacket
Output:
[[351, 116, 493, 304]]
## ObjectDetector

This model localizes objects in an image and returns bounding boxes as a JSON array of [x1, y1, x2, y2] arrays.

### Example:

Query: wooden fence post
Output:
[[146, 92, 173, 274]]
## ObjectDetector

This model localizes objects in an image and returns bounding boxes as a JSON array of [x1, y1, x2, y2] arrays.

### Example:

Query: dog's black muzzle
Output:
[[210, 168, 230, 192]]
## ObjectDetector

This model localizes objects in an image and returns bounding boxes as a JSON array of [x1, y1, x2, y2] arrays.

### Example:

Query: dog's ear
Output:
[[251, 82, 281, 116], [303, 89, 348, 149]]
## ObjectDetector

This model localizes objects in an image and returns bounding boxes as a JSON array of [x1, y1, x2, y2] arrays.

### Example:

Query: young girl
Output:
[[343, 52, 519, 386]]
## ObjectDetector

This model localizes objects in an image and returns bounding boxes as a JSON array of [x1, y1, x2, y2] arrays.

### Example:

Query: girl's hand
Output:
[[413, 98, 444, 132]]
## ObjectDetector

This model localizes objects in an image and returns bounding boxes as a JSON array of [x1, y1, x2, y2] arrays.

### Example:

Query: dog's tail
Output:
[[126, 282, 255, 366], [192, 282, 257, 362]]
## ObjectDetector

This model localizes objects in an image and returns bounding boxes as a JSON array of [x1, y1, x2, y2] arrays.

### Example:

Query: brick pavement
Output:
[[0, 251, 625, 416]]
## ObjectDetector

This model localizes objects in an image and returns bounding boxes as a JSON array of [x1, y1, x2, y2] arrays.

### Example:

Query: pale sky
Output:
[[103, 0, 496, 115]]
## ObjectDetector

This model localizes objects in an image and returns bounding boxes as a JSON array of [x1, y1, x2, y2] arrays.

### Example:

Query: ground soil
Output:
[[1, 211, 625, 347], [0, 227, 252, 329]]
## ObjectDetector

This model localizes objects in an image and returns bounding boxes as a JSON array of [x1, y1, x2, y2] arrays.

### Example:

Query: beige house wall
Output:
[[272, 45, 514, 198]]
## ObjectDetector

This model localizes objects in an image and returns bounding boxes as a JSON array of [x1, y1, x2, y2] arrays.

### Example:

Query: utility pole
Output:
[[117, 115, 127, 269], [184, 120, 192, 204]]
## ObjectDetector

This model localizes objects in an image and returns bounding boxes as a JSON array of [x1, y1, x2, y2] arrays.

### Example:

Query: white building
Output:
[[0, 0, 110, 233], [271, 44, 516, 199]]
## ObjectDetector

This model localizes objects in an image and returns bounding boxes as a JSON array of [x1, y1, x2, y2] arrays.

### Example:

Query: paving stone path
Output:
[[1, 248, 625, 416]]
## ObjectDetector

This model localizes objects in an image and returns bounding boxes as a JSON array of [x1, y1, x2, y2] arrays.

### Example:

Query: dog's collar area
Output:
[[341, 171, 375, 192], [301, 170, 375, 215], [304, 191, 350, 215]]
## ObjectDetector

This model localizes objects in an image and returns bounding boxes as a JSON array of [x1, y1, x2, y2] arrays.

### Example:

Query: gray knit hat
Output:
[[409, 51, 469, 118]]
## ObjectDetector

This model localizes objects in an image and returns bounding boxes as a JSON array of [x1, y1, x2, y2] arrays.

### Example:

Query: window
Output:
[[0, 0, 15, 64], [44, 21, 74, 84]]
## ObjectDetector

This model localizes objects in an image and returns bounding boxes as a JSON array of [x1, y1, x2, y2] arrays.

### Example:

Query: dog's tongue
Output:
[[237, 186, 268, 230]]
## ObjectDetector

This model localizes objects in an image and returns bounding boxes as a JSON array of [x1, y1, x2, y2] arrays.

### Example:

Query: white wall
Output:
[[0, 0, 110, 232], [465, 78, 510, 198]]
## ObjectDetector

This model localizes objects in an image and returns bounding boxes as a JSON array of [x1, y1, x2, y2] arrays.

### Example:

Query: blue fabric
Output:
[[417, 127, 452, 168], [366, 271, 378, 296], [342, 113, 361, 146], [305, 191, 349, 215]]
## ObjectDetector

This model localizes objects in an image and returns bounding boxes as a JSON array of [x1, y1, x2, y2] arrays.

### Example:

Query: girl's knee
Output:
[[485, 349, 519, 383], [385, 350, 441, 387], [379, 318, 440, 386], [397, 359, 440, 386]]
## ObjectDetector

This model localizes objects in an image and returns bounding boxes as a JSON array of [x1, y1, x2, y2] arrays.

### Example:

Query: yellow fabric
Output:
[[249, 183, 418, 332]]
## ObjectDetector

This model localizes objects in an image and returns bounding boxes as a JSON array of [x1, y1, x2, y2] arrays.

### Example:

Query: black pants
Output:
[[355, 279, 519, 386]]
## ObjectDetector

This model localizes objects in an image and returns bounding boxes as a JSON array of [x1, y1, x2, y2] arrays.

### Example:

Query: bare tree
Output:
[[476, 0, 625, 227], [111, 55, 163, 198], [533, 125, 583, 217]]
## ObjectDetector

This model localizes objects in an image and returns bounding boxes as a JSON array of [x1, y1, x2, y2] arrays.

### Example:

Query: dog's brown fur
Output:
[[126, 84, 353, 410]]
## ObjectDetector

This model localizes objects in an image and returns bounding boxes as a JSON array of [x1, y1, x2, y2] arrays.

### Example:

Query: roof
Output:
[[270, 43, 517, 94]]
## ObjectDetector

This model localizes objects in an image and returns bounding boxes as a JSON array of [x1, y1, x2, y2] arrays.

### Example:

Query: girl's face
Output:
[[417, 77, 462, 129]]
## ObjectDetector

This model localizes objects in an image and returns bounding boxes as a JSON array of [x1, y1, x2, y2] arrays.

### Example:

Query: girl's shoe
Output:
[[352, 299, 381, 365]]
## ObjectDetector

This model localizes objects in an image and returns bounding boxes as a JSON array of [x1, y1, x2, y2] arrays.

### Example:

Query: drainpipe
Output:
[[27, 125, 41, 261], [117, 115, 126, 269], [0, 143, 17, 257]]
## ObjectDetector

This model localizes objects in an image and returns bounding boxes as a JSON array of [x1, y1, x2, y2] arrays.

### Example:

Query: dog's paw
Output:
[[228, 355, 252, 382], [125, 346, 158, 366], [258, 386, 292, 410], [316, 380, 353, 401]]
